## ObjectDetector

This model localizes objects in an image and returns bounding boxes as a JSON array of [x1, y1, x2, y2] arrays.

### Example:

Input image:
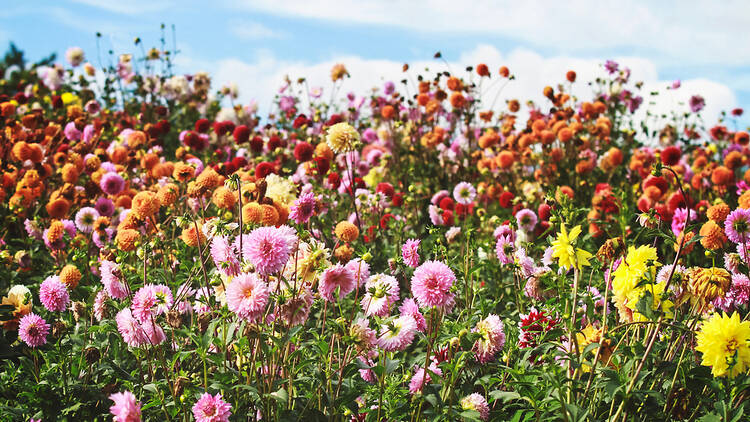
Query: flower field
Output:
[[1, 41, 750, 421]]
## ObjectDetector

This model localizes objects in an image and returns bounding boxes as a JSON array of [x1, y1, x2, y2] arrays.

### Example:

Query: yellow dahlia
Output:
[[326, 122, 359, 154], [696, 312, 750, 378], [550, 224, 592, 270]]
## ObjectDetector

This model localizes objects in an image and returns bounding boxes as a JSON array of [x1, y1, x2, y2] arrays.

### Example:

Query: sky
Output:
[[2, 0, 749, 128]]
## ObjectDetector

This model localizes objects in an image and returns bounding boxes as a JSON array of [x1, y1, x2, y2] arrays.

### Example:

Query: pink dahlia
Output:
[[131, 285, 157, 323], [192, 392, 232, 422], [408, 362, 442, 395], [460, 393, 489, 421], [116, 308, 148, 347], [401, 238, 421, 268], [361, 273, 400, 317], [345, 258, 370, 288], [410, 261, 455, 308], [242, 226, 292, 275], [495, 235, 514, 265], [100, 172, 125, 196], [472, 314, 506, 363], [377, 315, 417, 351], [39, 275, 70, 312], [398, 298, 426, 332], [210, 236, 240, 276], [226, 273, 269, 322], [100, 260, 128, 299], [94, 290, 109, 321], [726, 208, 750, 244], [515, 208, 537, 232], [74, 206, 100, 233], [109, 390, 142, 422], [289, 191, 316, 224], [350, 318, 377, 350], [319, 264, 356, 302], [453, 182, 476, 205], [18, 313, 49, 348]]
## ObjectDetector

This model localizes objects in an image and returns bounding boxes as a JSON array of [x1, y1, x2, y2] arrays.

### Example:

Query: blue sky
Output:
[[2, 0, 749, 128]]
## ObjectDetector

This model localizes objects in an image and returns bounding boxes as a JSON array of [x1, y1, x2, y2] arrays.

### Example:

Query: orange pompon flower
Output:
[[476, 63, 489, 77], [711, 166, 734, 186], [380, 105, 395, 120], [115, 228, 140, 251], [330, 63, 349, 82], [334, 244, 354, 262], [196, 167, 222, 191], [261, 204, 280, 226], [47, 220, 65, 243], [497, 151, 514, 169], [739, 191, 750, 209], [212, 186, 237, 210], [157, 183, 179, 206], [676, 231, 695, 255], [450, 92, 466, 109], [11, 141, 32, 161], [699, 220, 727, 250], [46, 198, 71, 219], [180, 223, 206, 247], [242, 202, 264, 224], [499, 66, 510, 78], [131, 191, 161, 219], [707, 203, 731, 223], [61, 163, 79, 183], [173, 162, 195, 182], [335, 221, 359, 242], [59, 265, 82, 289]]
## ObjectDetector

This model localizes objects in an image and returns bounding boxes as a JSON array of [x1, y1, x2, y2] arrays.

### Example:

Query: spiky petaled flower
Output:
[[696, 312, 750, 378], [472, 314, 506, 363], [550, 224, 592, 270]]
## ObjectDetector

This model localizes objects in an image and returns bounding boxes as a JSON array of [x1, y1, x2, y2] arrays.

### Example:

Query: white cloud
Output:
[[229, 0, 750, 66], [229, 20, 286, 40], [207, 44, 737, 136], [69, 0, 176, 15]]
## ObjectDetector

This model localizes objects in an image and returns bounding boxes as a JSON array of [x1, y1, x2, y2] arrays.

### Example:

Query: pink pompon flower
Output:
[[210, 236, 240, 276], [39, 275, 70, 312], [345, 258, 370, 288], [226, 273, 269, 322], [243, 226, 292, 275], [100, 172, 125, 196], [725, 208, 750, 244], [377, 315, 417, 351], [399, 298, 426, 332], [116, 308, 148, 348], [192, 392, 232, 422], [460, 393, 489, 421], [101, 260, 128, 299], [472, 314, 506, 363], [289, 191, 316, 224], [109, 390, 142, 422], [410, 261, 455, 308], [360, 273, 400, 317], [319, 264, 356, 302], [18, 313, 49, 348], [402, 238, 421, 268], [515, 208, 537, 232], [131, 285, 158, 323]]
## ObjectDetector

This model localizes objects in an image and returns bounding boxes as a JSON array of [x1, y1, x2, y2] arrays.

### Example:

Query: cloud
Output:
[[229, 0, 750, 66], [69, 0, 176, 15], [229, 20, 286, 40], [207, 44, 737, 136]]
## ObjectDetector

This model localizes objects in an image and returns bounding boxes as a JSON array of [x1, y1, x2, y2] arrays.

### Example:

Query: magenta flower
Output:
[[495, 235, 514, 265], [671, 207, 694, 236], [401, 238, 421, 268], [242, 226, 292, 275], [689, 95, 705, 113], [410, 261, 455, 308], [192, 392, 232, 422], [289, 191, 316, 224], [109, 390, 142, 422], [210, 236, 240, 276], [319, 264, 356, 302], [398, 298, 426, 332], [100, 172, 125, 196], [39, 275, 70, 312], [725, 208, 750, 244], [515, 208, 537, 232], [408, 363, 442, 395], [18, 313, 49, 348], [226, 273, 269, 322]]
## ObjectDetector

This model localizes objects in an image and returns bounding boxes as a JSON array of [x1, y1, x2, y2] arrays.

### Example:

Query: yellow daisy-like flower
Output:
[[551, 224, 592, 270], [611, 245, 659, 295], [696, 312, 750, 378], [326, 122, 359, 154]]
